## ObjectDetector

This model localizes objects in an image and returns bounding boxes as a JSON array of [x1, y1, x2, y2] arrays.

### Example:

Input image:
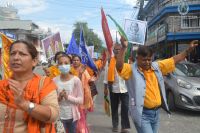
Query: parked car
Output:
[[164, 61, 200, 111]]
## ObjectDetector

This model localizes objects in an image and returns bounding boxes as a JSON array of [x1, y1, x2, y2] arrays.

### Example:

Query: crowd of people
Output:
[[0, 38, 198, 133]]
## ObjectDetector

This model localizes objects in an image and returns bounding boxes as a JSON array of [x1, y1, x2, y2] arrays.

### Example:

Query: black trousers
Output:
[[110, 91, 130, 129]]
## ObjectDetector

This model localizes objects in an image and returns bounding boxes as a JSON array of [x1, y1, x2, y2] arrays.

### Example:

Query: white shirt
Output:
[[104, 61, 128, 93], [53, 76, 74, 120]]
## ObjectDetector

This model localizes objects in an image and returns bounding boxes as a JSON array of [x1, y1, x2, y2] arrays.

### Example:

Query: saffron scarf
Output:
[[107, 57, 116, 82], [0, 75, 56, 133], [49, 65, 60, 78]]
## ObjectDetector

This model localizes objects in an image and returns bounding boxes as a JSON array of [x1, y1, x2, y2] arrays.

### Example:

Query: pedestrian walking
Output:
[[70, 54, 94, 133], [53, 54, 83, 133], [104, 43, 130, 133], [0, 40, 59, 132], [115, 37, 198, 133]]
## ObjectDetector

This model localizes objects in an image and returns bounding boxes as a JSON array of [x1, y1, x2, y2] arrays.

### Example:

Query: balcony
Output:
[[146, 13, 200, 45], [167, 14, 200, 33], [159, 0, 200, 9]]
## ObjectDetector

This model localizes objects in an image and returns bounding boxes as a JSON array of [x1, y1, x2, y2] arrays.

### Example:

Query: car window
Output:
[[175, 63, 200, 77], [174, 67, 186, 76]]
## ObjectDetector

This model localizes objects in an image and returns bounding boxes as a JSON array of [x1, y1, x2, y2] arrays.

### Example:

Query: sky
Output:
[[0, 0, 139, 45]]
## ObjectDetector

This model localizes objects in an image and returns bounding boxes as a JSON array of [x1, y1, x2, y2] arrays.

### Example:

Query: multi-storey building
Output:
[[143, 0, 200, 62]]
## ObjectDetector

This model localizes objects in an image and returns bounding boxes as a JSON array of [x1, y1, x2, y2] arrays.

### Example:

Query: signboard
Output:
[[124, 19, 147, 45], [41, 32, 64, 59], [178, 0, 189, 15], [0, 30, 16, 40]]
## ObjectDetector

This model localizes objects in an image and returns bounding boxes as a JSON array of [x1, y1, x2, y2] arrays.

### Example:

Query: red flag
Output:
[[101, 8, 113, 57], [101, 49, 107, 68]]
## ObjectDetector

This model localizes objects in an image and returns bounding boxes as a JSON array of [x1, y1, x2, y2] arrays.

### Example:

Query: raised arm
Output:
[[173, 40, 198, 64], [116, 37, 128, 72]]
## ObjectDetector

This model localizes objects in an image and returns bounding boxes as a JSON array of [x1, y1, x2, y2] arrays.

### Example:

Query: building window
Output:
[[181, 15, 200, 28]]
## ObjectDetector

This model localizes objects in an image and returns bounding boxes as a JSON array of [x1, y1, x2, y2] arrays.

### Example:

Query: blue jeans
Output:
[[61, 119, 77, 133], [134, 108, 160, 133]]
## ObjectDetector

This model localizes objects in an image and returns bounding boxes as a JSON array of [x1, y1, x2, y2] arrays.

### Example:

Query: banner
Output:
[[124, 19, 147, 45], [41, 32, 64, 59]]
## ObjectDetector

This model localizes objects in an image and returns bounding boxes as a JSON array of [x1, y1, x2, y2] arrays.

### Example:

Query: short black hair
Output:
[[54, 51, 66, 62], [10, 40, 38, 59], [72, 54, 82, 61], [137, 46, 153, 57], [57, 54, 72, 63]]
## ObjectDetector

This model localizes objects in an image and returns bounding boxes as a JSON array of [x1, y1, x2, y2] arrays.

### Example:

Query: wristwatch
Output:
[[28, 102, 35, 114]]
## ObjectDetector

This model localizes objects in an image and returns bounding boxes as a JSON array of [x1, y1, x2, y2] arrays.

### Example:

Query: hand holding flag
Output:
[[120, 36, 128, 48]]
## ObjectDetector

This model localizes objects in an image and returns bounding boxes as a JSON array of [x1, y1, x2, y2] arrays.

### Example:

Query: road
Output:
[[88, 70, 200, 133], [33, 66, 200, 133]]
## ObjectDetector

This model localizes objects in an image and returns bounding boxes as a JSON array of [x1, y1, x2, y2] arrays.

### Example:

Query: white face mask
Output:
[[58, 64, 70, 74]]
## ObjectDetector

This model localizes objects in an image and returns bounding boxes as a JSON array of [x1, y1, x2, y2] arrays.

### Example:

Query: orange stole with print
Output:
[[0, 75, 57, 133]]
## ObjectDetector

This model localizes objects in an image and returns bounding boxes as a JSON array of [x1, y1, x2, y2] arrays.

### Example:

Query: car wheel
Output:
[[167, 91, 176, 111]]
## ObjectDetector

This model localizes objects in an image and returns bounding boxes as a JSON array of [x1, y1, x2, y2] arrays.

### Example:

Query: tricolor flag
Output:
[[107, 15, 131, 63]]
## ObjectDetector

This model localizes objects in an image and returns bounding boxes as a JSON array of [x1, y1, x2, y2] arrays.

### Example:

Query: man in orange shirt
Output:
[[115, 37, 198, 133]]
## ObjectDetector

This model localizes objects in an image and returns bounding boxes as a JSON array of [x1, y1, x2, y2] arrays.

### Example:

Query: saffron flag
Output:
[[66, 33, 80, 55], [79, 29, 98, 72], [0, 33, 13, 79], [107, 15, 131, 63], [101, 8, 113, 57]]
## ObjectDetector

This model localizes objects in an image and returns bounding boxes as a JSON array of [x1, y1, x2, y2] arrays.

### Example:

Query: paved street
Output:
[[88, 71, 200, 133]]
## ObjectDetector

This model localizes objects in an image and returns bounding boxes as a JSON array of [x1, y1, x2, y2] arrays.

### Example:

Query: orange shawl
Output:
[[70, 65, 93, 110], [86, 66, 95, 76], [95, 59, 103, 70], [107, 57, 116, 82], [0, 75, 57, 133]]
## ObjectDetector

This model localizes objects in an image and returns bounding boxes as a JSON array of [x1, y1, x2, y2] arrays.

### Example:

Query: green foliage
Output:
[[73, 21, 103, 52]]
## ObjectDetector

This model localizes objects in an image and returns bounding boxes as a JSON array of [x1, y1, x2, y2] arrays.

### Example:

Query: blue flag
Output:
[[79, 29, 98, 72], [66, 33, 80, 55]]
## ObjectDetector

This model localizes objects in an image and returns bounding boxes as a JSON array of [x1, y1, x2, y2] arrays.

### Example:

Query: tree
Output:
[[73, 21, 103, 52]]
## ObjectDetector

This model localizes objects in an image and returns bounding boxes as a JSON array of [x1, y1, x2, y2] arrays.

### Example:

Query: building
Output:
[[0, 4, 51, 63], [142, 0, 200, 62]]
